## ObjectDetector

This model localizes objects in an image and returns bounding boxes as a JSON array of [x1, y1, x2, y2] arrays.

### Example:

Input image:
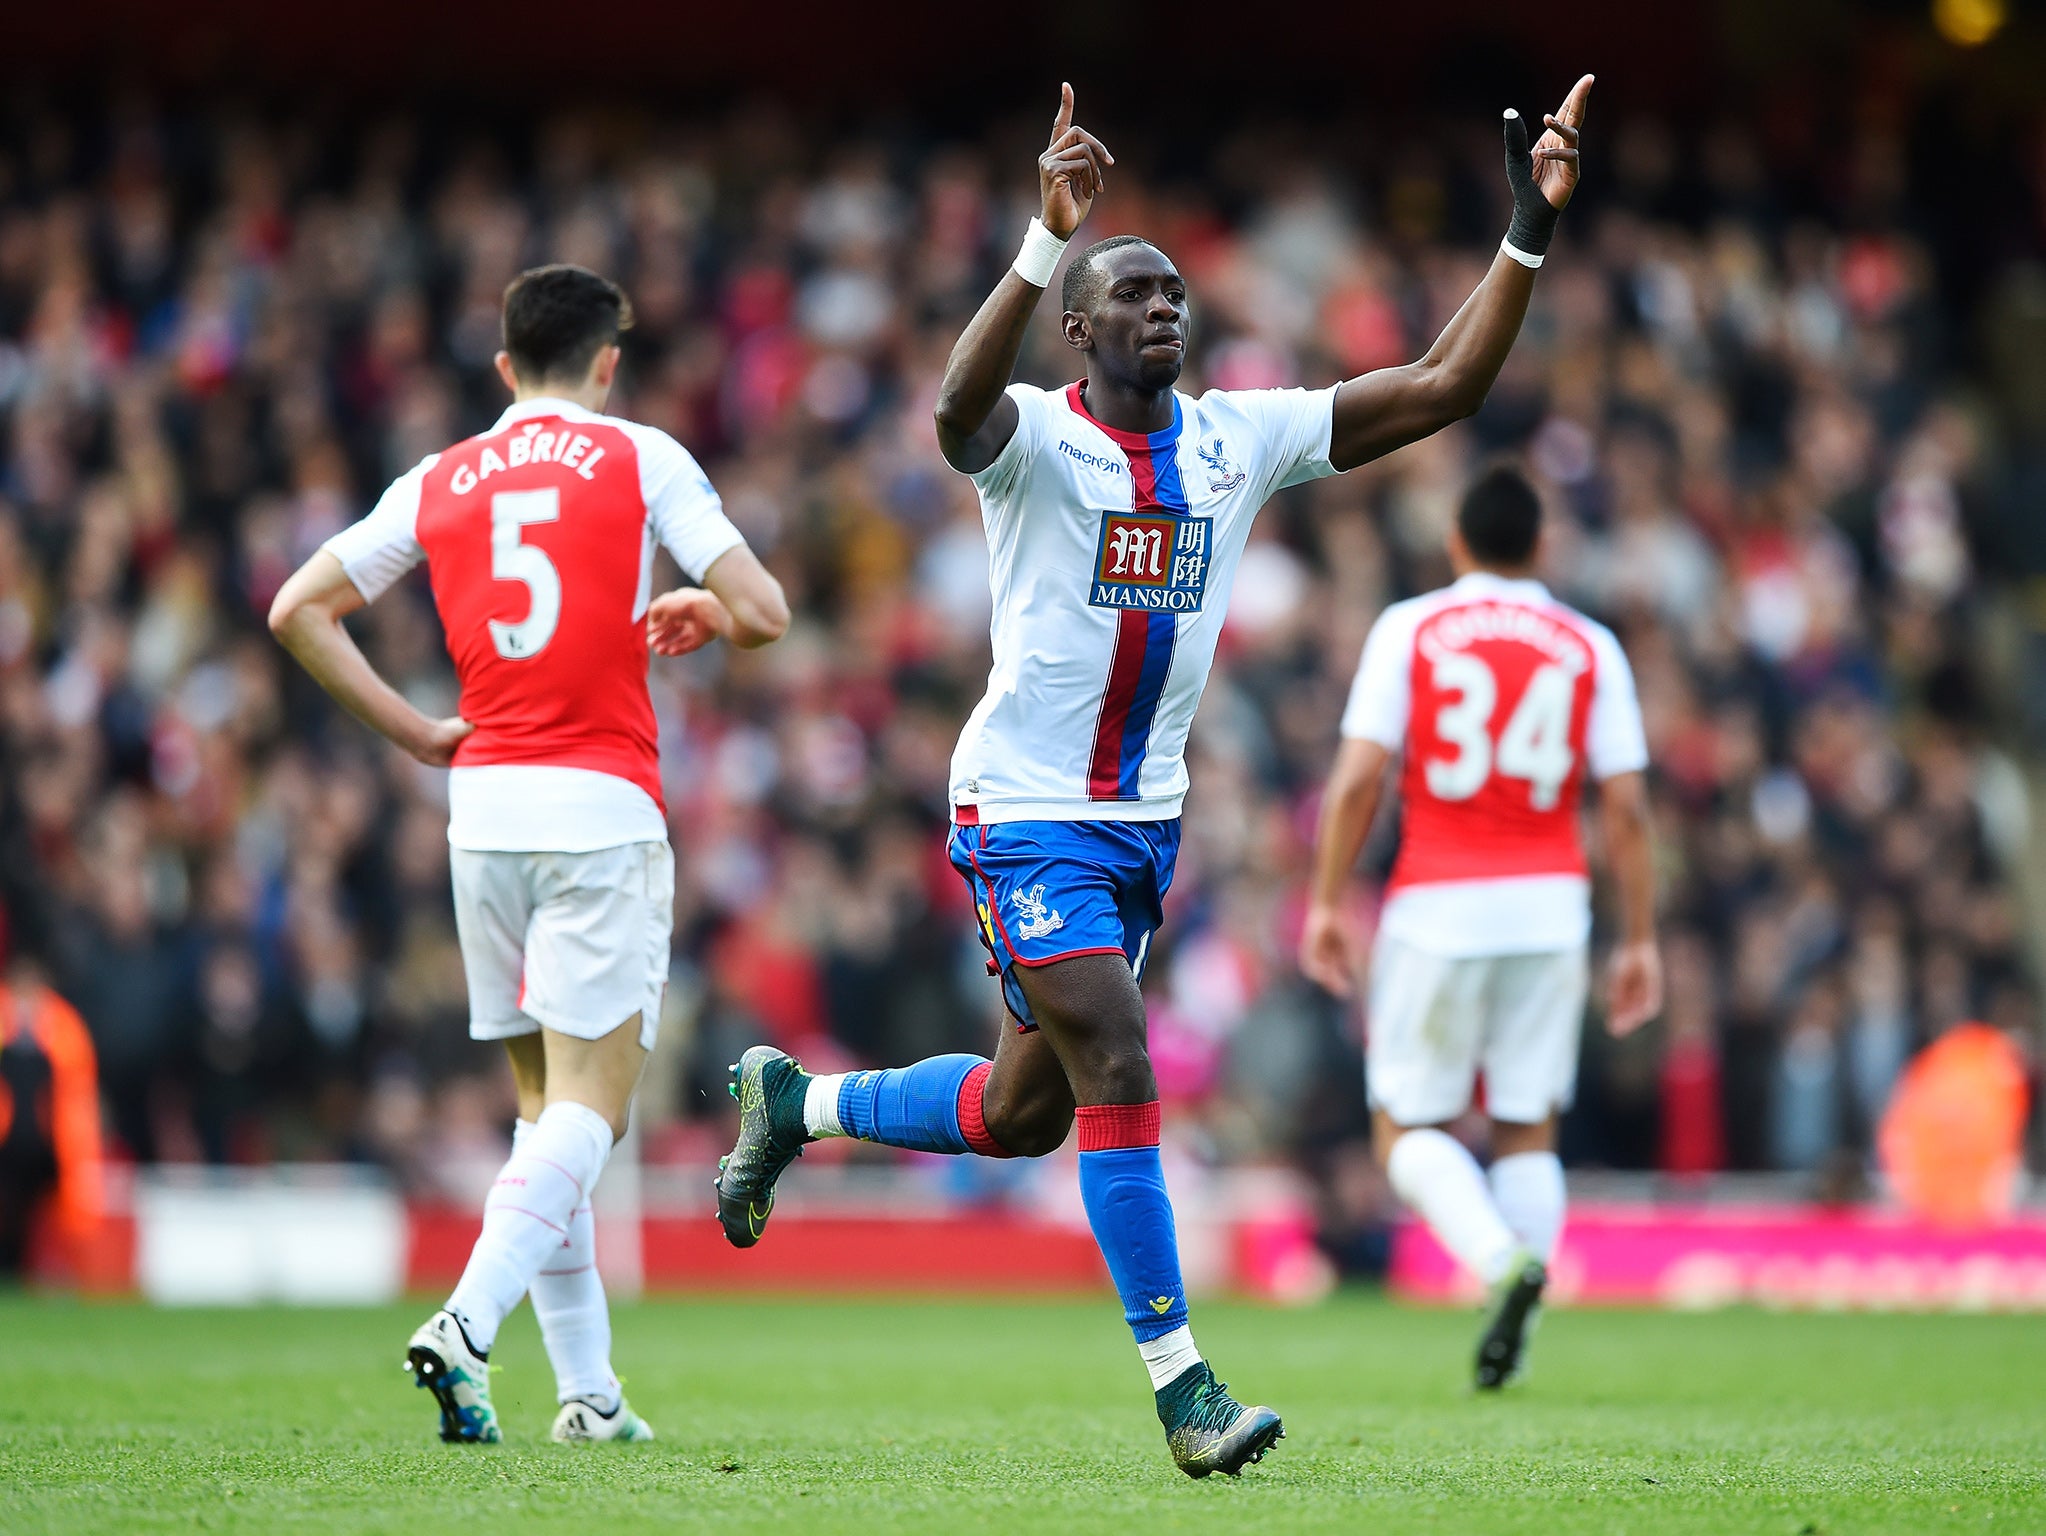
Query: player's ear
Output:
[[493, 351, 520, 396], [590, 344, 621, 392], [1060, 310, 1092, 352], [1445, 522, 1473, 574]]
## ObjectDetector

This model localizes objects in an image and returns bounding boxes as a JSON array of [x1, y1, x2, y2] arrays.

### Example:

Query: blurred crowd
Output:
[[1, 88, 2042, 1258]]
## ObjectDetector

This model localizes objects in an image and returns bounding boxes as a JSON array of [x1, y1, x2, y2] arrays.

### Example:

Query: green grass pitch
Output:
[[3, 1293, 2043, 1534]]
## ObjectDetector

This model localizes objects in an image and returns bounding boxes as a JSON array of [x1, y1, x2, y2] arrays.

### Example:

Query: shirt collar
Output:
[[490, 396, 604, 430], [1451, 570, 1551, 602], [1064, 380, 1185, 452]]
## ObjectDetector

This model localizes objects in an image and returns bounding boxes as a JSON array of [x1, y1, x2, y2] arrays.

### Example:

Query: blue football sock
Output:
[[1075, 1102, 1189, 1342], [835, 1054, 987, 1155]]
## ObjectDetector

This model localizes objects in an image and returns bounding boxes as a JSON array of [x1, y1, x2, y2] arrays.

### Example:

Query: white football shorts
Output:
[[450, 841, 674, 1051], [1366, 935, 1589, 1126]]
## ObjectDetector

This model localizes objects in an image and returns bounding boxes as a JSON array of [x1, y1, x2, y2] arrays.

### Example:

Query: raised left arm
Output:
[[1326, 74, 1593, 473]]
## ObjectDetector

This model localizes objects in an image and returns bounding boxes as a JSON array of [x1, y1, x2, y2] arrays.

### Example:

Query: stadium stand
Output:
[[0, 80, 2039, 1276]]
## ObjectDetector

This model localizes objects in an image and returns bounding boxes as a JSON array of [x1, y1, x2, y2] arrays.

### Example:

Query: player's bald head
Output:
[[1061, 235, 1171, 316]]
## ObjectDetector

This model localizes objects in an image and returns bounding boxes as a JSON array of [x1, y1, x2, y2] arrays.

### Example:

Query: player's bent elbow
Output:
[[731, 593, 791, 649], [1406, 360, 1488, 429], [1433, 378, 1489, 426], [266, 590, 307, 643]]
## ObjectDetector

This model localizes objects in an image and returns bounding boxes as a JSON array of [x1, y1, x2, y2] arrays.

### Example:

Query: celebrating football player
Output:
[[715, 75, 1595, 1477]]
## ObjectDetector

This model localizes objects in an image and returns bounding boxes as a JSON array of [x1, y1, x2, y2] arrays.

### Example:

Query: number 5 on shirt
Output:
[[1425, 654, 1579, 811], [489, 488, 562, 659]]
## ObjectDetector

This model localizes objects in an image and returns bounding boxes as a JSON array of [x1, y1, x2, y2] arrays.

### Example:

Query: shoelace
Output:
[[1181, 1375, 1246, 1433]]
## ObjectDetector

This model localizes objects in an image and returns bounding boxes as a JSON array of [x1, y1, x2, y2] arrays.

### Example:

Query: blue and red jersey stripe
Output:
[[1068, 383, 1186, 801]]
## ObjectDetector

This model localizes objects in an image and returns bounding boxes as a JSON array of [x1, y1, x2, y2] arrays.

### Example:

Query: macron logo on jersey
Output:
[[446, 422, 608, 496], [1089, 513, 1213, 613], [1059, 440, 1126, 474]]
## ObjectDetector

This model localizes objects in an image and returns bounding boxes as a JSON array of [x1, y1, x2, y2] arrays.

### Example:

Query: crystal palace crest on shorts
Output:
[[1013, 883, 1066, 941]]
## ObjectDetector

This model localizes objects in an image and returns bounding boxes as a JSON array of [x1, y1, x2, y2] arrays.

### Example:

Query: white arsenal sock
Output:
[[512, 1119, 622, 1411], [446, 1101, 613, 1354], [1488, 1150, 1566, 1264], [1386, 1127, 1518, 1287]]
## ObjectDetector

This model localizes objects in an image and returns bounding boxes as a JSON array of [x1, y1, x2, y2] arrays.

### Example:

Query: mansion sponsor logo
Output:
[[1089, 512, 1213, 613]]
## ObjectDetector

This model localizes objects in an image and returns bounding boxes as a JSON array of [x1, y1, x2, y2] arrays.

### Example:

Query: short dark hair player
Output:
[[1302, 463, 1660, 1389], [272, 262, 788, 1445], [715, 79, 1596, 1477]]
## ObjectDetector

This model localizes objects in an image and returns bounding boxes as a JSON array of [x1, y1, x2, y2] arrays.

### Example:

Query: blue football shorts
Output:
[[947, 818, 1183, 1032]]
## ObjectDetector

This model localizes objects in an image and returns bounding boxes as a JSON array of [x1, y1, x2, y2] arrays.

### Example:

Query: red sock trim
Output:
[[956, 1061, 1016, 1158], [1075, 1101, 1161, 1151]]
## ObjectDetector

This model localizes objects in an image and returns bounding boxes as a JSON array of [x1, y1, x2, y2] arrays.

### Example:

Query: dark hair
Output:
[[1061, 234, 1155, 314], [501, 264, 633, 382], [1457, 464, 1543, 567]]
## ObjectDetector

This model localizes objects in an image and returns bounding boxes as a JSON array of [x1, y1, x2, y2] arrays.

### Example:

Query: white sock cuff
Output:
[[512, 1118, 536, 1149], [805, 1073, 849, 1138], [1385, 1126, 1465, 1194], [534, 1101, 616, 1174], [1490, 1149, 1562, 1177], [1136, 1325, 1202, 1391]]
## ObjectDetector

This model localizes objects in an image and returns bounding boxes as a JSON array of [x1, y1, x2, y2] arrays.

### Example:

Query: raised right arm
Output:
[[933, 84, 1112, 474]]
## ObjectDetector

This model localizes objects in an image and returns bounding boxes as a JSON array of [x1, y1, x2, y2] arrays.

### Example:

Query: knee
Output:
[[1040, 1016, 1155, 1106], [1089, 1046, 1157, 1107], [982, 1077, 1074, 1158], [984, 1100, 1072, 1159]]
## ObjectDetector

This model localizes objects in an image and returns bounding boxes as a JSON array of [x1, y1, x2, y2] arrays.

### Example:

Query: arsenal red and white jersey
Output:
[[950, 380, 1338, 823], [323, 397, 745, 853], [1340, 572, 1647, 957]]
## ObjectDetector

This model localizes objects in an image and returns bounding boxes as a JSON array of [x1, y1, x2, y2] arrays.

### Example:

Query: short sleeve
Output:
[[1227, 385, 1339, 495], [1586, 626, 1650, 780], [323, 456, 434, 603], [967, 383, 1052, 503], [1339, 604, 1415, 748], [633, 426, 746, 581]]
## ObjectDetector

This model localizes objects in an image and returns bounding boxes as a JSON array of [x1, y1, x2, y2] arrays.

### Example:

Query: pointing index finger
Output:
[[1051, 82, 1074, 141], [1557, 72, 1594, 129]]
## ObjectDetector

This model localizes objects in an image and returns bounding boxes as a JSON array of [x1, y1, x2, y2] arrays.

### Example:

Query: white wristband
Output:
[[1500, 237, 1545, 270], [1013, 217, 1069, 289]]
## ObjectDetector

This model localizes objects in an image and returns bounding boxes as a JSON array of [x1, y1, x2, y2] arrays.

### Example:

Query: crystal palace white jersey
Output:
[[949, 380, 1338, 823]]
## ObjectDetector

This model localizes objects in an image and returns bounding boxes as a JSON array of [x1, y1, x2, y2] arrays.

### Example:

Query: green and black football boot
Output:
[[714, 1045, 811, 1249], [1155, 1361, 1284, 1478], [1474, 1251, 1547, 1390]]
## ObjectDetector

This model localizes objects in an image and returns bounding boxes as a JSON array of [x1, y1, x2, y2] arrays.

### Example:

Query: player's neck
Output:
[[1078, 373, 1175, 436], [513, 381, 609, 414], [1459, 562, 1539, 583]]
